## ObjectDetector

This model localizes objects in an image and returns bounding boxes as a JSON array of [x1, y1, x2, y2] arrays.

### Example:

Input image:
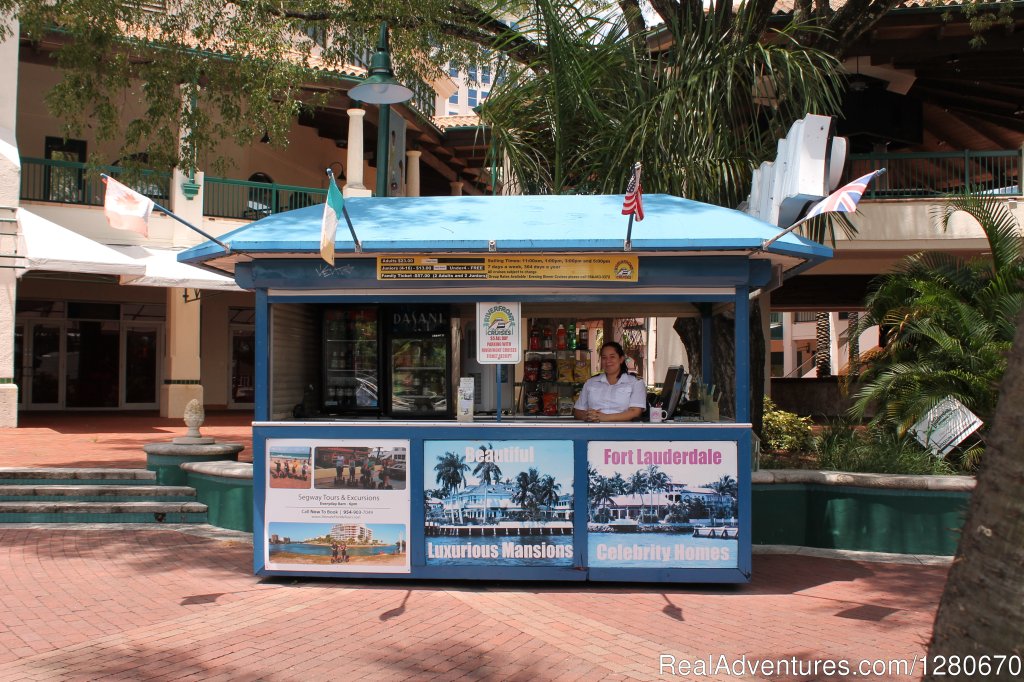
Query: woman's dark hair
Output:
[[600, 341, 629, 379]]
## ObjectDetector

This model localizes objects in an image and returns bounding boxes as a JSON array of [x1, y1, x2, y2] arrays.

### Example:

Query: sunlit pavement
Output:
[[0, 414, 948, 681]]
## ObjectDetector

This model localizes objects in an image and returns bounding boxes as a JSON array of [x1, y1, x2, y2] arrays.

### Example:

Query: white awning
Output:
[[112, 246, 243, 291], [17, 208, 147, 277]]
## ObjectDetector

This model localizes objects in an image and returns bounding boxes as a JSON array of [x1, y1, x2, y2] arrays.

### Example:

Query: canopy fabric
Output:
[[17, 208, 147, 277], [112, 245, 242, 291]]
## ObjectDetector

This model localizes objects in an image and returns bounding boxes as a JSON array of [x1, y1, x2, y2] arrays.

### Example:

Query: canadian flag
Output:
[[103, 176, 154, 236]]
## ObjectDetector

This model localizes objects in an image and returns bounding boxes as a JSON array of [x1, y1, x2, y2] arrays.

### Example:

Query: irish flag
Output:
[[103, 176, 154, 236], [320, 177, 344, 265]]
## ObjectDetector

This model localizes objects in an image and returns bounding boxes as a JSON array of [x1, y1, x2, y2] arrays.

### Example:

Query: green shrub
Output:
[[814, 420, 956, 475], [761, 398, 814, 452]]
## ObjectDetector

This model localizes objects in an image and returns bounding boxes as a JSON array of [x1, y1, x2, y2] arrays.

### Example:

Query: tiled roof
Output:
[[433, 114, 482, 129]]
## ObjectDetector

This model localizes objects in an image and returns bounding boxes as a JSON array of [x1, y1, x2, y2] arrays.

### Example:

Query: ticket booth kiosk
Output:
[[180, 193, 831, 583]]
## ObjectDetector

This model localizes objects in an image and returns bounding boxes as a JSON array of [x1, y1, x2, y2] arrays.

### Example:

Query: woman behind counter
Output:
[[574, 341, 646, 422]]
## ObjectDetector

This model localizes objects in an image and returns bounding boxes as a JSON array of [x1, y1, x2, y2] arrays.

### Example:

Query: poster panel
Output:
[[424, 440, 574, 566], [376, 255, 638, 281], [587, 441, 739, 569], [476, 302, 522, 364], [265, 439, 410, 573]]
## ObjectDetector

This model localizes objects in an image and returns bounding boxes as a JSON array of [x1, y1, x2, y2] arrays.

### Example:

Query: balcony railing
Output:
[[20, 157, 171, 207], [849, 149, 1022, 199], [203, 176, 326, 220]]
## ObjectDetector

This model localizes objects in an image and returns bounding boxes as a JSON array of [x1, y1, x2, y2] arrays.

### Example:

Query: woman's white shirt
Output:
[[574, 372, 647, 414]]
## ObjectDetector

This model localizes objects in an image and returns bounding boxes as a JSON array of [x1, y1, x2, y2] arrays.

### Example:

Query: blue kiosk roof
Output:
[[179, 193, 831, 272]]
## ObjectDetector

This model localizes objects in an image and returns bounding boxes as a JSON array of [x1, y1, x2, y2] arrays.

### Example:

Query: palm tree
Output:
[[708, 475, 738, 499], [536, 474, 563, 519], [589, 475, 616, 522], [480, 0, 844, 431], [850, 196, 1024, 463], [927, 309, 1024, 674], [473, 445, 503, 484], [434, 451, 470, 497], [627, 469, 649, 521], [473, 444, 503, 522], [645, 465, 670, 520], [512, 468, 543, 522]]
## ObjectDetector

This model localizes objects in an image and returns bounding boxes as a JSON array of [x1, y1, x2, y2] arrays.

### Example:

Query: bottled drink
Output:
[[529, 323, 541, 351], [555, 324, 567, 350], [543, 327, 553, 350], [567, 322, 577, 350], [577, 325, 588, 351]]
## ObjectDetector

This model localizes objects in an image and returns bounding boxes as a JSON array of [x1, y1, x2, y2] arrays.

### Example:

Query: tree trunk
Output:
[[847, 311, 860, 378], [815, 311, 831, 377], [672, 302, 764, 435], [926, 311, 1024, 678]]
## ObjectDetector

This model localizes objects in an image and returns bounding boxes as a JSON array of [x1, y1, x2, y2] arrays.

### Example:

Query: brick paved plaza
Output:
[[0, 414, 951, 681]]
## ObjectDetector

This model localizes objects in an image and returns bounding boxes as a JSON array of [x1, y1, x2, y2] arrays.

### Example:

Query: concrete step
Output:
[[0, 467, 156, 485], [0, 501, 208, 524], [0, 485, 196, 502]]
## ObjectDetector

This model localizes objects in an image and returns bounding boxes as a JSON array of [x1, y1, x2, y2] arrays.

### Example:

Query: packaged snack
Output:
[[558, 396, 575, 416], [525, 391, 541, 415], [574, 357, 591, 383], [542, 391, 558, 416], [540, 359, 556, 382], [524, 358, 541, 382], [557, 357, 574, 382]]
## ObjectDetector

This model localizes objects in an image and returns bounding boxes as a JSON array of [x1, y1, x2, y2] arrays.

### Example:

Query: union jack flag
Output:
[[621, 162, 644, 221], [802, 169, 886, 221]]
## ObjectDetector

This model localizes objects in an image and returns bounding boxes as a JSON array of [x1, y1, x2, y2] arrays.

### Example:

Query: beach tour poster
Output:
[[265, 438, 411, 574], [587, 441, 739, 569], [424, 440, 574, 567]]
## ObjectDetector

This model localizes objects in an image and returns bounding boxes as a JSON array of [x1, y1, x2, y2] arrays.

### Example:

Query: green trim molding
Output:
[[0, 378, 13, 384], [752, 470, 973, 556]]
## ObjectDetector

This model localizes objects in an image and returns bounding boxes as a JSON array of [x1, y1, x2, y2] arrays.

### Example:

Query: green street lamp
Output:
[[349, 23, 414, 197]]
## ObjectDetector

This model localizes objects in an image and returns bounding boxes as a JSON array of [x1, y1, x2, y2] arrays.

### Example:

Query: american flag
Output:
[[621, 162, 644, 221], [802, 169, 886, 221]]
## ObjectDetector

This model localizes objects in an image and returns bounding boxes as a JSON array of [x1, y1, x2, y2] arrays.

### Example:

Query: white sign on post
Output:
[[476, 302, 522, 364]]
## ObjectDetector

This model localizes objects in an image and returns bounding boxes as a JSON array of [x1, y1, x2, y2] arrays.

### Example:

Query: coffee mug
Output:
[[649, 407, 667, 423]]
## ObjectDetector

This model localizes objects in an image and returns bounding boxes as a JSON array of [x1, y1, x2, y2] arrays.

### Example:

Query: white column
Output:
[[344, 109, 372, 198], [829, 311, 841, 376], [160, 288, 203, 418], [781, 312, 795, 377], [450, 181, 464, 196], [0, 15, 21, 427], [169, 169, 205, 247], [406, 150, 422, 197]]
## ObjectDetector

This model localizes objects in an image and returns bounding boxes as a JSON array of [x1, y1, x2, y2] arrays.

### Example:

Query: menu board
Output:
[[264, 439, 410, 574], [377, 256, 638, 282]]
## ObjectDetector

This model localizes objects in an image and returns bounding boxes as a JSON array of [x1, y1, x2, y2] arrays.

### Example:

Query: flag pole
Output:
[[755, 168, 886, 254], [757, 214, 813, 252], [100, 174, 231, 252], [624, 213, 634, 252], [326, 168, 361, 253]]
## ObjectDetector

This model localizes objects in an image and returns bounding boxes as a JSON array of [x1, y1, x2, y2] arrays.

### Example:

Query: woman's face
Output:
[[600, 346, 623, 376]]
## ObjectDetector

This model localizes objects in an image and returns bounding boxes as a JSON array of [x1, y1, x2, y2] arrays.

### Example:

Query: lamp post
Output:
[[348, 23, 414, 197]]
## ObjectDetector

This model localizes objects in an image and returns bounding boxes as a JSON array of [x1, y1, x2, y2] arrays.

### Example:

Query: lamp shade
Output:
[[349, 23, 414, 105]]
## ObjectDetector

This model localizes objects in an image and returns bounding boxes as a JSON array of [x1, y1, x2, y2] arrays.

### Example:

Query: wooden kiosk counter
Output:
[[179, 193, 831, 583]]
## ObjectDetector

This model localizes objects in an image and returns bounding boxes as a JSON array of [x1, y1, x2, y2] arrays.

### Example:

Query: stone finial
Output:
[[173, 399, 215, 445], [183, 399, 205, 438]]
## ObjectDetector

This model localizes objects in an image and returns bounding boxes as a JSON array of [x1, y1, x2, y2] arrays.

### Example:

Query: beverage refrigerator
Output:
[[322, 306, 380, 416], [386, 305, 453, 418]]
